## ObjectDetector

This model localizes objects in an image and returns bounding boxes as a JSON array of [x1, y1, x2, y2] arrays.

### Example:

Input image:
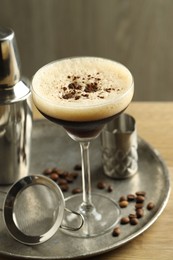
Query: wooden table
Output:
[[2, 102, 173, 260]]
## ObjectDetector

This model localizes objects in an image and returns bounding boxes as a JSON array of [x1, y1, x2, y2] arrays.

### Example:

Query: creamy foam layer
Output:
[[32, 57, 134, 121]]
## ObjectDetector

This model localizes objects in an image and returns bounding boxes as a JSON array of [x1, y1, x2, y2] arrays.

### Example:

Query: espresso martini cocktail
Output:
[[32, 57, 133, 139], [32, 57, 134, 237]]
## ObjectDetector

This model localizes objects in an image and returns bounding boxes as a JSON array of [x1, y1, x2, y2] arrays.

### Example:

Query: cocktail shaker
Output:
[[0, 27, 32, 184]]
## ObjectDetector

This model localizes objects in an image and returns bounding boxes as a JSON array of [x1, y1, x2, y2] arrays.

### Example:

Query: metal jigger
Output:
[[101, 113, 138, 179], [0, 27, 32, 184]]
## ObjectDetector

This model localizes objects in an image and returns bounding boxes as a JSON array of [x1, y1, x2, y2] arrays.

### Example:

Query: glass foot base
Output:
[[62, 193, 121, 238]]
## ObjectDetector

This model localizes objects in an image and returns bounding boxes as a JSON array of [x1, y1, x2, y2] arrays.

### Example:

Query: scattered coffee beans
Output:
[[112, 191, 156, 238], [42, 165, 79, 193], [42, 166, 156, 239]]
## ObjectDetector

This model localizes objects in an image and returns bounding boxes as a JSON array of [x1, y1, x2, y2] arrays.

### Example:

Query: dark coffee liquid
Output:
[[38, 108, 125, 139]]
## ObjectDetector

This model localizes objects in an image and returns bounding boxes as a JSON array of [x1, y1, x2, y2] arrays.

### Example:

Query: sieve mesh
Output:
[[3, 175, 65, 245], [13, 185, 59, 236]]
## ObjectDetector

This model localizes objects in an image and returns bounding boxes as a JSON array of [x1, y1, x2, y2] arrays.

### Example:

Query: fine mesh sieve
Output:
[[1, 175, 84, 245]]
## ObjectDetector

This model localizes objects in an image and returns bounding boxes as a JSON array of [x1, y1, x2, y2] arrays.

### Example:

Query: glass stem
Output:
[[79, 141, 94, 212]]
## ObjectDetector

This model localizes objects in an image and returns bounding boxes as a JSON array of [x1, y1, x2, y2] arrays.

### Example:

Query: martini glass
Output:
[[32, 57, 134, 238]]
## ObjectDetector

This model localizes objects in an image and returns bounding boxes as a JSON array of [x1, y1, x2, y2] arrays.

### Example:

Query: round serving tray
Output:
[[0, 120, 170, 259]]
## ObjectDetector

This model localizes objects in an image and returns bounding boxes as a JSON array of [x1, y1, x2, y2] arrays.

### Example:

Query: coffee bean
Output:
[[51, 167, 59, 173], [119, 196, 127, 202], [73, 164, 82, 171], [136, 195, 145, 203], [58, 179, 68, 185], [72, 187, 82, 194], [136, 191, 146, 197], [70, 172, 79, 179], [127, 194, 136, 201], [60, 184, 69, 192], [120, 217, 130, 225], [135, 203, 144, 209], [56, 169, 65, 176], [107, 185, 113, 192], [119, 200, 129, 208], [130, 217, 139, 225], [147, 202, 155, 210], [97, 181, 106, 189], [42, 168, 52, 175], [136, 208, 144, 218], [112, 226, 121, 237], [66, 174, 74, 183], [50, 173, 59, 181], [129, 213, 137, 219], [61, 171, 69, 179]]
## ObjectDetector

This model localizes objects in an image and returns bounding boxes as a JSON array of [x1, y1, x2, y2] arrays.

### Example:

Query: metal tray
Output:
[[0, 120, 171, 259]]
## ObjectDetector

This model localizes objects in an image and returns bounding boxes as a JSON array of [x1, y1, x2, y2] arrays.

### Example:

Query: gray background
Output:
[[0, 0, 172, 101]]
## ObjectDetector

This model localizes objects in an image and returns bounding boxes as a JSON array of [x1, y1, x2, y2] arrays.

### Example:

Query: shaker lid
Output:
[[0, 78, 30, 105], [0, 27, 20, 88], [0, 27, 30, 104], [0, 27, 14, 41]]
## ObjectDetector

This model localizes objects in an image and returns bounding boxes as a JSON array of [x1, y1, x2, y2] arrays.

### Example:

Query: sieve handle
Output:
[[60, 208, 84, 231]]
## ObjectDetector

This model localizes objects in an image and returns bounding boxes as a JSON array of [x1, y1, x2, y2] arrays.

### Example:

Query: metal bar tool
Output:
[[0, 27, 32, 184]]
